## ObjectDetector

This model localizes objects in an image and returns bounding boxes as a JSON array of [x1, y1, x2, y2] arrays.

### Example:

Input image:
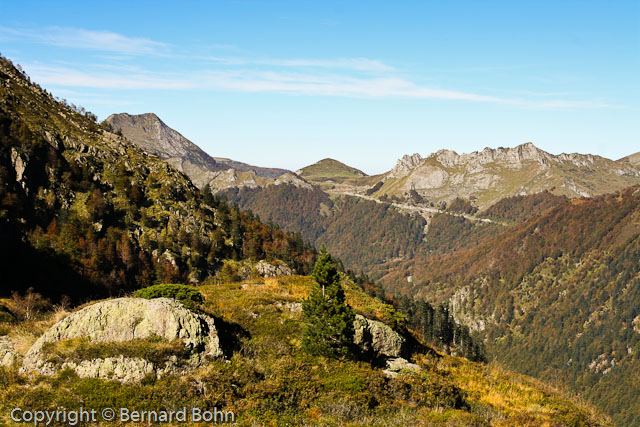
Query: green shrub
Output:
[[133, 284, 204, 310]]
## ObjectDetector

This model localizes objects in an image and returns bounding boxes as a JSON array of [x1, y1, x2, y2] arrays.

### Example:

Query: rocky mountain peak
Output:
[[105, 112, 215, 163], [389, 153, 423, 178], [432, 142, 553, 169]]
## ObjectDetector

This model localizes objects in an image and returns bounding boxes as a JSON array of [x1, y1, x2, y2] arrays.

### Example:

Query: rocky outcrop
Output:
[[22, 298, 222, 381], [435, 143, 553, 169], [0, 337, 19, 367], [389, 153, 423, 178], [254, 260, 293, 277], [383, 357, 420, 377], [352, 315, 419, 377], [634, 315, 640, 334], [353, 314, 405, 358], [274, 172, 313, 189], [382, 143, 640, 208]]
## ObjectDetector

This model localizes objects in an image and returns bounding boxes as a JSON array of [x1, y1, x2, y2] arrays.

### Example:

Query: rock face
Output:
[[380, 143, 640, 208], [60, 356, 155, 383], [353, 314, 405, 358], [0, 336, 19, 367], [389, 153, 423, 178], [254, 260, 293, 277], [22, 298, 222, 381]]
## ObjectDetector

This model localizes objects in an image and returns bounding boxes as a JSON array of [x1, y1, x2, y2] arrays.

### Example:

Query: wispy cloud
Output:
[[204, 56, 394, 72], [0, 26, 167, 55], [7, 25, 618, 110], [25, 64, 616, 109]]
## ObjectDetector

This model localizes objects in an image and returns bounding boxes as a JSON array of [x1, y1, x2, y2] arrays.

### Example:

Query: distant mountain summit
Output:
[[372, 142, 640, 208], [297, 158, 367, 180], [104, 113, 289, 188]]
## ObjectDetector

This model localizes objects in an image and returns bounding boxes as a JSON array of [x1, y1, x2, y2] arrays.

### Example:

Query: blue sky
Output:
[[1, 1, 638, 174]]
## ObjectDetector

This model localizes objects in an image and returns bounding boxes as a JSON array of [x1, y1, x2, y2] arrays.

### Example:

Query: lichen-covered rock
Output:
[[353, 314, 405, 358], [0, 337, 19, 367], [22, 297, 222, 380], [254, 260, 293, 277], [383, 357, 421, 377], [63, 356, 155, 383]]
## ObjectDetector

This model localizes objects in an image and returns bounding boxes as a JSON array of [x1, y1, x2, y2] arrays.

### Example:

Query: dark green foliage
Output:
[[133, 283, 204, 310], [302, 249, 355, 359], [393, 295, 485, 362]]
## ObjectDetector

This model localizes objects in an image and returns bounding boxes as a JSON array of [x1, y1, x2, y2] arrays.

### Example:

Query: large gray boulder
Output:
[[353, 314, 405, 358], [22, 297, 222, 382]]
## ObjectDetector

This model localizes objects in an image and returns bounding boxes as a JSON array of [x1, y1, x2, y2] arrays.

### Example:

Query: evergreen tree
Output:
[[302, 248, 355, 358]]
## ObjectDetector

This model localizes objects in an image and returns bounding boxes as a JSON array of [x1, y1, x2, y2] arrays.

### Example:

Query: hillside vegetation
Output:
[[0, 56, 315, 301], [387, 186, 640, 425], [0, 275, 610, 426]]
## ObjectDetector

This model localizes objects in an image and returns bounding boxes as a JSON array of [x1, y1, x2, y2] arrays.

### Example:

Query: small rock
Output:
[[0, 337, 19, 367], [383, 357, 420, 377]]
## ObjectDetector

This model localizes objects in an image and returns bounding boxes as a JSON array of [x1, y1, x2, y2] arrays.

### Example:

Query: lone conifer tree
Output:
[[302, 248, 355, 358]]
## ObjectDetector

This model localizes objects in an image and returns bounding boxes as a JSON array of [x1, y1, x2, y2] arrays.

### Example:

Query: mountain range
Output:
[[0, 54, 614, 426], [99, 110, 640, 424]]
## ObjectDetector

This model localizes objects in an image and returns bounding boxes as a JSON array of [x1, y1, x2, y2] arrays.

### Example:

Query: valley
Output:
[[101, 111, 640, 425], [0, 53, 637, 425]]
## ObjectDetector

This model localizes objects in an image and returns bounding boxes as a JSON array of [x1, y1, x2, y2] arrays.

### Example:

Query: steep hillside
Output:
[[0, 275, 610, 426], [220, 183, 332, 243], [0, 56, 315, 300], [104, 113, 288, 188], [387, 186, 640, 425]]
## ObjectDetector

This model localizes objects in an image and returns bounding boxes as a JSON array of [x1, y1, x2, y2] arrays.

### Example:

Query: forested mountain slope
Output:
[[0, 56, 315, 301], [389, 186, 640, 425]]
